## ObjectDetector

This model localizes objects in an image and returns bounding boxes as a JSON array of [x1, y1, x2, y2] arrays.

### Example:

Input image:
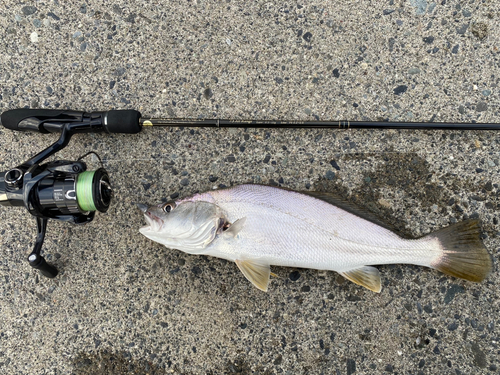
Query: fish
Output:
[[138, 184, 492, 292]]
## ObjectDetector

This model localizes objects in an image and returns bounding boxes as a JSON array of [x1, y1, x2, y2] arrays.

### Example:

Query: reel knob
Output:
[[28, 253, 59, 279]]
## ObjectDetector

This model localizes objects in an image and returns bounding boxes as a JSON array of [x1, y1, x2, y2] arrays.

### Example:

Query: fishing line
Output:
[[77, 151, 104, 166], [75, 171, 97, 211], [75, 151, 111, 212]]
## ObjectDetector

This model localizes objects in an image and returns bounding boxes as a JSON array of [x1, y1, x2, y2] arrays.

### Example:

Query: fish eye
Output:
[[162, 202, 176, 213]]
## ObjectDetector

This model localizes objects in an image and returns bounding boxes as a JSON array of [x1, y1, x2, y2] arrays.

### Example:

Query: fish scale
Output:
[[139, 184, 492, 292]]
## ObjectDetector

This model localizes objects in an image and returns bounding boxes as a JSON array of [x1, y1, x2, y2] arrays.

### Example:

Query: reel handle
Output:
[[27, 217, 59, 278], [0, 109, 142, 134]]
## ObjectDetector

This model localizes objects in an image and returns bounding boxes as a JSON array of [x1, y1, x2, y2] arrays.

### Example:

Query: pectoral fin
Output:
[[235, 259, 270, 292], [340, 266, 381, 293], [224, 217, 247, 238]]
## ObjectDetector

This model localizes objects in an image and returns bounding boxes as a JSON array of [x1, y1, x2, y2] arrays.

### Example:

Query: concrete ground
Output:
[[0, 1, 499, 374]]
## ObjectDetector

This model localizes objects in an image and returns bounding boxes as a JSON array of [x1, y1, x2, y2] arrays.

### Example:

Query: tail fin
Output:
[[429, 220, 492, 282]]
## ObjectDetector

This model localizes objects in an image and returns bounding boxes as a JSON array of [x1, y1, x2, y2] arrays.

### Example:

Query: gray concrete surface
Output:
[[0, 1, 499, 374]]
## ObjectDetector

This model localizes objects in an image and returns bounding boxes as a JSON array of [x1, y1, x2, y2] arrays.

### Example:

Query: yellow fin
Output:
[[340, 266, 381, 293], [235, 259, 270, 292]]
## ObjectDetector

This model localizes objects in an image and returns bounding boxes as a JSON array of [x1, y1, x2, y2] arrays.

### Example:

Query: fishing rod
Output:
[[1, 108, 500, 132], [0, 108, 499, 279]]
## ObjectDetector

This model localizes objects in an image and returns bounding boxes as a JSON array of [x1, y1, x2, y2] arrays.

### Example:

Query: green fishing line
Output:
[[76, 171, 96, 212]]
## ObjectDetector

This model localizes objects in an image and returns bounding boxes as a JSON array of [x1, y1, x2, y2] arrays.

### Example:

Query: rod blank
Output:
[[140, 118, 500, 130]]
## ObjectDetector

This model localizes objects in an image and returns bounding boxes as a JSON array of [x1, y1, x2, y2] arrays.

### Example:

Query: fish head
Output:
[[138, 200, 225, 253]]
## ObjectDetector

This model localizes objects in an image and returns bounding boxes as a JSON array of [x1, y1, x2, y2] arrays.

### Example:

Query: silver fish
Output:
[[139, 184, 492, 292]]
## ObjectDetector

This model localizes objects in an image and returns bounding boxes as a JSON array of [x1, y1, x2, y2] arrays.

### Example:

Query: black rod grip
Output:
[[0, 109, 142, 134], [103, 110, 142, 134]]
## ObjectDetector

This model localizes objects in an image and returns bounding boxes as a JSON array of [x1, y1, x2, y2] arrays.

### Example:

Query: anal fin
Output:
[[235, 259, 270, 292], [340, 266, 381, 293]]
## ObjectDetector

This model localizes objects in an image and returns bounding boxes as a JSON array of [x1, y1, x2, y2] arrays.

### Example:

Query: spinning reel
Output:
[[0, 109, 141, 278]]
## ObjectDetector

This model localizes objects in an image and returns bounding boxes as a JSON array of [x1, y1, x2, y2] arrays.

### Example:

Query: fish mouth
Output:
[[137, 203, 148, 213], [138, 204, 163, 232], [144, 213, 163, 231]]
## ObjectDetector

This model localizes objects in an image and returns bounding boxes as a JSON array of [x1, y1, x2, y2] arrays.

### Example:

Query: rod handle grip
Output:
[[0, 109, 142, 134], [104, 110, 142, 134]]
